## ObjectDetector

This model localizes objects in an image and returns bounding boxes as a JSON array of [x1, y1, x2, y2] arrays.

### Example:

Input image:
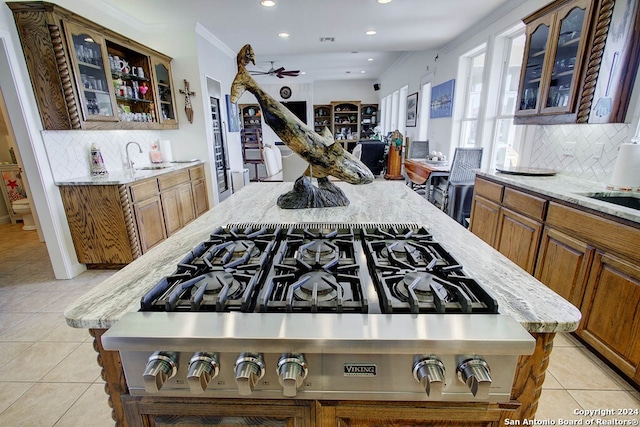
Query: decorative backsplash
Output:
[[42, 130, 162, 181], [528, 123, 633, 183]]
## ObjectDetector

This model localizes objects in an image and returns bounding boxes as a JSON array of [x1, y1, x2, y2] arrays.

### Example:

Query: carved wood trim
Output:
[[576, 0, 615, 123], [501, 332, 555, 424], [91, 328, 128, 427], [47, 23, 81, 129], [118, 185, 142, 260]]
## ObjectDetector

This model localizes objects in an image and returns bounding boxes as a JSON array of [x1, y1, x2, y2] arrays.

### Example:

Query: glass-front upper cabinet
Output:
[[515, 0, 592, 120], [152, 57, 178, 125], [63, 22, 118, 122], [541, 2, 590, 113]]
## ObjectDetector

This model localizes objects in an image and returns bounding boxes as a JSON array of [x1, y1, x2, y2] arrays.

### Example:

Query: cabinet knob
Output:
[[277, 354, 308, 397], [142, 351, 178, 393], [187, 352, 219, 394], [412, 356, 445, 399], [457, 357, 492, 399], [234, 353, 265, 396]]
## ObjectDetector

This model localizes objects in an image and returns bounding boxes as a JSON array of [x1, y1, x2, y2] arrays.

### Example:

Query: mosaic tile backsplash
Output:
[[528, 123, 634, 184], [42, 130, 163, 181]]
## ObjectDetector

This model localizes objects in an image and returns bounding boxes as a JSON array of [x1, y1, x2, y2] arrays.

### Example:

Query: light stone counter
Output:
[[64, 181, 581, 333], [477, 170, 640, 225], [55, 161, 203, 186]]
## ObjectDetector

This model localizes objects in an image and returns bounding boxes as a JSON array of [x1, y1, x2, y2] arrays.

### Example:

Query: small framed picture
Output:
[[406, 92, 418, 127]]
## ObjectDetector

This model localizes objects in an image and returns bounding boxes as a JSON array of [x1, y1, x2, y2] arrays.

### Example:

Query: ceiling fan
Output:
[[250, 61, 300, 78]]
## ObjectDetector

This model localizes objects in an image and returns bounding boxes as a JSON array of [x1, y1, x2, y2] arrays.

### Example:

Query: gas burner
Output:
[[293, 271, 340, 302], [299, 240, 339, 263], [191, 271, 242, 299], [380, 241, 419, 259], [227, 240, 258, 257], [394, 271, 450, 302]]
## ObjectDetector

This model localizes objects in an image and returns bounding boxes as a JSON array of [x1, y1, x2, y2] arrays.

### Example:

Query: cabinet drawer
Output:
[[129, 179, 159, 202], [474, 178, 503, 202], [546, 202, 640, 263], [189, 165, 204, 181], [158, 170, 190, 190], [502, 188, 547, 221]]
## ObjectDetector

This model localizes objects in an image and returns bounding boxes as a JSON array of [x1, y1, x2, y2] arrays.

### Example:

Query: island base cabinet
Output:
[[577, 252, 640, 382], [468, 195, 500, 246]]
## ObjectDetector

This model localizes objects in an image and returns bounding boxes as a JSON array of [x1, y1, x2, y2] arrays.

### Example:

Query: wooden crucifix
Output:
[[179, 79, 196, 123]]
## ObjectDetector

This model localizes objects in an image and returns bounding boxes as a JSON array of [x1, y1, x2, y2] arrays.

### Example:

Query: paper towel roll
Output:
[[159, 140, 173, 162], [608, 143, 640, 191]]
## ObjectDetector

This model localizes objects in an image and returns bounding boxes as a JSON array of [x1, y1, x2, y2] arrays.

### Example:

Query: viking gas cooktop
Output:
[[102, 224, 535, 402]]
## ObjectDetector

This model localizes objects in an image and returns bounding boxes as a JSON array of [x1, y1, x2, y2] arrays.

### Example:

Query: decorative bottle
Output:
[[90, 143, 108, 176]]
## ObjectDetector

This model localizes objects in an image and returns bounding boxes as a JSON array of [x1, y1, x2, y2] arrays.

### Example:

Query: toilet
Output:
[[12, 198, 36, 231]]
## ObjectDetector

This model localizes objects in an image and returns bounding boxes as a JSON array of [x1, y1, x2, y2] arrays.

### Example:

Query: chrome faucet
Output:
[[126, 141, 142, 170]]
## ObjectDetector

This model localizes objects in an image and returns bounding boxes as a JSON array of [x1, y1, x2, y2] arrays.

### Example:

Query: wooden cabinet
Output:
[[514, 0, 640, 124], [332, 101, 361, 150], [8, 1, 178, 130], [470, 176, 640, 386], [313, 105, 331, 134], [360, 104, 378, 140], [121, 396, 311, 427], [60, 165, 208, 265], [580, 252, 640, 382], [534, 227, 593, 307]]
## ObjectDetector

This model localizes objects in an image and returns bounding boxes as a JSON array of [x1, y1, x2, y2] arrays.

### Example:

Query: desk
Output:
[[403, 159, 450, 202]]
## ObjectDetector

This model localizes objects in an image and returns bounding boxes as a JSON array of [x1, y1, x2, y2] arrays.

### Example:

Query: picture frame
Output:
[[430, 79, 455, 119], [225, 94, 240, 132], [406, 92, 418, 127]]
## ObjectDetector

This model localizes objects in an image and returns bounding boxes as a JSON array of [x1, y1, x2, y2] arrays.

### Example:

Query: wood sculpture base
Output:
[[277, 176, 350, 209]]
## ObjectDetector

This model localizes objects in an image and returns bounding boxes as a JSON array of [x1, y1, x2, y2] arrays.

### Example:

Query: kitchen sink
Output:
[[135, 165, 173, 171], [580, 192, 640, 210]]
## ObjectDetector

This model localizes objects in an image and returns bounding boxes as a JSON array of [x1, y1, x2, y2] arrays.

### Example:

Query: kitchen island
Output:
[[65, 181, 581, 426]]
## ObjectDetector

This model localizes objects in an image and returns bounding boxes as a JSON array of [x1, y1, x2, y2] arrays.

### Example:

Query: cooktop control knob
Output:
[[187, 352, 219, 394], [142, 351, 178, 393], [457, 357, 492, 399], [234, 353, 265, 396], [412, 356, 445, 399], [277, 353, 308, 397]]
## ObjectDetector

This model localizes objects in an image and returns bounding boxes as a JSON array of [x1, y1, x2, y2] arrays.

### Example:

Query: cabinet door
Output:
[[469, 195, 500, 246], [122, 396, 311, 427], [540, 0, 592, 114], [161, 183, 195, 236], [534, 227, 594, 307], [317, 402, 502, 427], [192, 179, 209, 216], [494, 207, 543, 274], [152, 57, 178, 125], [133, 196, 166, 253], [579, 252, 640, 380], [63, 21, 118, 122], [516, 15, 554, 115]]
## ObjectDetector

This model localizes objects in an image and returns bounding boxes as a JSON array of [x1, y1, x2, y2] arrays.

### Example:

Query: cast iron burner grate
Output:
[[257, 226, 368, 313], [140, 225, 280, 312], [361, 226, 498, 314]]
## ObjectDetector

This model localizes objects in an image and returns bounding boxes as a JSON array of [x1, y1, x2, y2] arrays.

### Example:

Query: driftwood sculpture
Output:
[[230, 44, 374, 209]]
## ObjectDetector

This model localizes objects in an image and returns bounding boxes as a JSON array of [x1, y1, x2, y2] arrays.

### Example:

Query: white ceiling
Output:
[[98, 0, 518, 83]]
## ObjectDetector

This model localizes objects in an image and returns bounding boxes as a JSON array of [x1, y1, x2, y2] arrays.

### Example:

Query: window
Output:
[[458, 48, 487, 149], [418, 78, 432, 140], [490, 29, 526, 169]]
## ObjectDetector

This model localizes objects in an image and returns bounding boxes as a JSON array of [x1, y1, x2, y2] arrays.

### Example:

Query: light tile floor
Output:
[[0, 222, 638, 426]]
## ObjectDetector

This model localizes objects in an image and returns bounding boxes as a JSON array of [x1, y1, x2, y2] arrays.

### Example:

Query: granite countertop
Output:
[[64, 181, 581, 334], [55, 161, 203, 186], [477, 170, 640, 225]]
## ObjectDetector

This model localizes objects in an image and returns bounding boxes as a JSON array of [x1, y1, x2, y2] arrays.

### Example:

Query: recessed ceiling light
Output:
[[278, 32, 290, 38], [377, 0, 392, 3], [261, 0, 275, 7], [301, 71, 306, 75], [360, 71, 366, 74], [365, 30, 377, 36], [367, 58, 374, 62]]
